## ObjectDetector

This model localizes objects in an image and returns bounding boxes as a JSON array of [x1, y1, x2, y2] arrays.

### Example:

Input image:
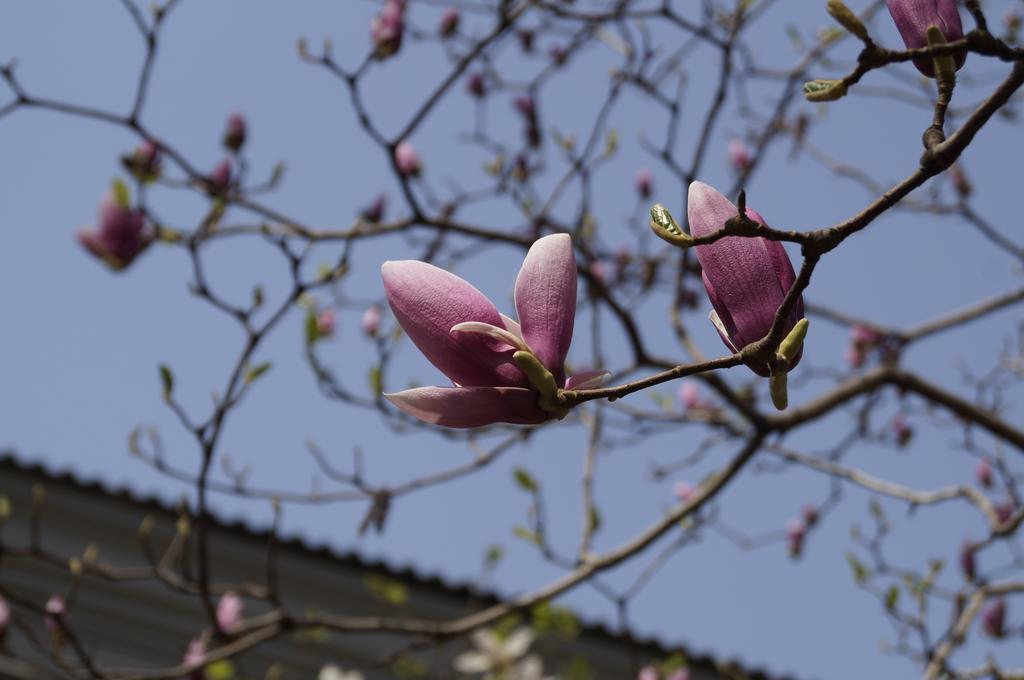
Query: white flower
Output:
[[453, 627, 547, 679], [318, 664, 364, 680]]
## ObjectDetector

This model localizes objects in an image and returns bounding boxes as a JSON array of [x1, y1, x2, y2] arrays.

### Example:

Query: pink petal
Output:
[[384, 386, 546, 427], [514, 234, 576, 384], [564, 370, 610, 390], [382, 261, 527, 388]]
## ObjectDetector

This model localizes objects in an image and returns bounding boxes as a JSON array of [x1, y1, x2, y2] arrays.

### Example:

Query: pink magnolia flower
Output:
[[727, 138, 752, 172], [362, 304, 382, 337], [976, 459, 993, 488], [371, 0, 405, 59], [223, 112, 247, 152], [208, 159, 233, 194], [439, 7, 460, 38], [381, 234, 606, 428], [635, 168, 653, 199], [885, 0, 965, 77], [688, 181, 804, 377], [394, 140, 422, 177], [77, 187, 154, 271], [216, 591, 243, 633], [982, 598, 1006, 638]]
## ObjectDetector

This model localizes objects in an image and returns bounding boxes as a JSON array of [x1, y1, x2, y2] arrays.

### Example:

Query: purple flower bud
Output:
[[549, 45, 567, 66], [802, 504, 819, 527], [518, 29, 535, 53], [394, 140, 422, 177], [362, 304, 383, 337], [885, 0, 966, 78], [727, 138, 752, 172], [513, 95, 535, 118], [317, 309, 337, 337], [687, 182, 805, 377], [891, 415, 913, 447], [976, 459, 993, 488], [982, 598, 1006, 638], [361, 193, 387, 223], [77, 188, 154, 271], [216, 591, 243, 634], [950, 165, 972, 198], [223, 112, 247, 152], [960, 540, 977, 582], [673, 481, 694, 503], [678, 381, 702, 411], [466, 72, 487, 98], [208, 159, 233, 194], [786, 518, 806, 558], [122, 139, 163, 181], [371, 0, 405, 59], [635, 168, 653, 199], [439, 8, 460, 38], [995, 499, 1016, 525], [45, 595, 67, 632], [183, 637, 207, 680], [637, 667, 660, 680], [851, 324, 882, 346]]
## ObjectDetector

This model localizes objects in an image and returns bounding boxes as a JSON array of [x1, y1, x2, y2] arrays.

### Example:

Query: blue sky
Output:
[[1, 2, 1022, 678]]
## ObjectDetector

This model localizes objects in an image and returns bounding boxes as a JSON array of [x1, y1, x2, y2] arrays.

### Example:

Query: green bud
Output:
[[826, 0, 868, 41], [926, 25, 957, 84], [649, 204, 693, 247], [778, 318, 809, 364], [513, 351, 559, 400], [803, 79, 848, 102], [770, 371, 789, 411]]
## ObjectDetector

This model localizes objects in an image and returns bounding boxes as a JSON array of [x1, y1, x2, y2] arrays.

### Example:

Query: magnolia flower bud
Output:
[[678, 381, 702, 411], [208, 159, 233, 194], [549, 45, 567, 66], [77, 185, 154, 271], [45, 595, 67, 631], [960, 541, 976, 582], [982, 599, 1006, 638], [439, 8, 459, 37], [673, 481, 694, 503], [727, 138, 752, 172], [122, 139, 163, 182], [466, 72, 487, 98], [362, 304, 382, 337], [802, 505, 819, 528], [891, 415, 913, 447], [394, 141, 422, 177], [361, 194, 387, 223], [786, 518, 806, 558], [635, 168, 653, 199], [884, 0, 966, 78], [637, 667, 660, 680], [976, 459, 993, 488], [183, 637, 207, 680], [223, 112, 247, 152], [317, 309, 337, 338], [517, 29, 535, 53], [371, 0, 405, 59], [994, 499, 1015, 525], [216, 591, 243, 634]]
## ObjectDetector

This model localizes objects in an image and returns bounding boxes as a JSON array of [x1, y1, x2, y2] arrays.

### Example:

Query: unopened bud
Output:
[[826, 0, 868, 40]]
